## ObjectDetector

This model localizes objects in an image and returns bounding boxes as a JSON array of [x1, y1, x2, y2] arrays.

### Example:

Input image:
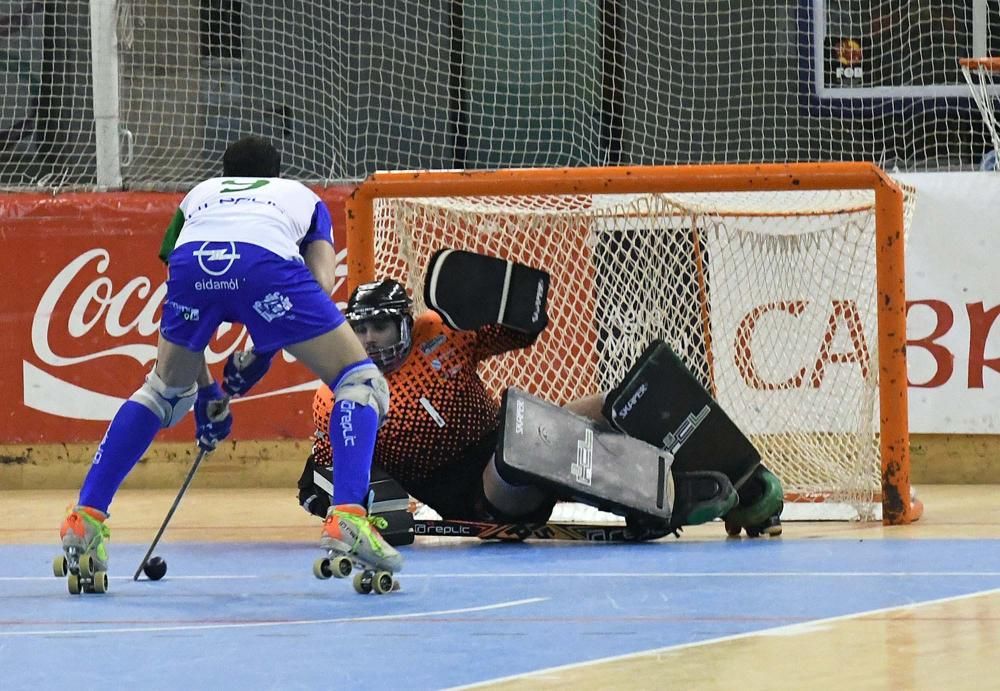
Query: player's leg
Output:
[[298, 454, 415, 547], [63, 337, 204, 572], [556, 392, 740, 533], [287, 326, 401, 571], [500, 388, 739, 535], [235, 247, 401, 571], [480, 454, 556, 525], [599, 339, 782, 534], [498, 388, 672, 522], [61, 241, 223, 577]]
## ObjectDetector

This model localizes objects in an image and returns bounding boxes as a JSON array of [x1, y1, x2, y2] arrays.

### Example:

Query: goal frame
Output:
[[345, 162, 918, 525]]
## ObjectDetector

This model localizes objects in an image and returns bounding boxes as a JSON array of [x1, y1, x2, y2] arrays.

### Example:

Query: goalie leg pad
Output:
[[496, 387, 674, 524], [602, 339, 760, 490], [723, 466, 784, 537], [298, 456, 414, 546], [424, 249, 549, 334]]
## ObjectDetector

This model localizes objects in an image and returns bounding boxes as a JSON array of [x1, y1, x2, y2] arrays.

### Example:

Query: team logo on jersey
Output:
[[164, 299, 200, 322], [194, 241, 241, 276], [420, 334, 446, 355], [253, 292, 293, 323]]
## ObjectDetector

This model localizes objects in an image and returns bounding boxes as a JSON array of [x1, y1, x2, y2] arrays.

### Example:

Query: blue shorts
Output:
[[161, 241, 345, 353]]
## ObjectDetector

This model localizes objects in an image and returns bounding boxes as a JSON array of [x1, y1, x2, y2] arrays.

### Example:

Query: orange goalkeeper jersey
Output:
[[312, 311, 536, 486]]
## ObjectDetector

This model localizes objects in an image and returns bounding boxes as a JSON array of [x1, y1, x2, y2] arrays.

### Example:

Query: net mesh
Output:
[[373, 185, 915, 520], [2, 1, 999, 189], [960, 57, 1000, 164]]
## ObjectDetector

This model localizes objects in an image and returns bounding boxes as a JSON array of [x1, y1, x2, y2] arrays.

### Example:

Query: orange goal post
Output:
[[345, 162, 921, 525]]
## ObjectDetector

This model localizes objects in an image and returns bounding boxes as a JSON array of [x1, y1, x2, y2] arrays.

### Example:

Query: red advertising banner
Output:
[[1, 187, 355, 443]]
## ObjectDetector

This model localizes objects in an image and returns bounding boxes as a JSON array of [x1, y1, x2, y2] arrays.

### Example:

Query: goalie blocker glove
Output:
[[424, 248, 549, 335]]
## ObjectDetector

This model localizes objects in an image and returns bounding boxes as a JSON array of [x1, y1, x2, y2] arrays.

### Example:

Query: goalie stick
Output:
[[412, 517, 673, 542]]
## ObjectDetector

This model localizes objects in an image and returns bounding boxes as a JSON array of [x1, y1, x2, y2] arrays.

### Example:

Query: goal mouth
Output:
[[413, 492, 926, 526], [350, 164, 918, 525]]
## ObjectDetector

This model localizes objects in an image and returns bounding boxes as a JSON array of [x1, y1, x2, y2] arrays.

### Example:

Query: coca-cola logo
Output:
[[25, 247, 349, 420]]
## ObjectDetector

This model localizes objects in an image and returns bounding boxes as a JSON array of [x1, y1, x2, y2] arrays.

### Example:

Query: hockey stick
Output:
[[132, 445, 211, 580], [412, 517, 672, 542]]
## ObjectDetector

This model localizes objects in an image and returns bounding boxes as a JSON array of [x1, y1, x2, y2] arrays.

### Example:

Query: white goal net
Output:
[[365, 172, 916, 521]]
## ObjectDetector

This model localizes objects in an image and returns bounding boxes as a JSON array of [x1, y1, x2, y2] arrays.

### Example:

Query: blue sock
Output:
[[79, 401, 161, 513], [329, 399, 377, 507]]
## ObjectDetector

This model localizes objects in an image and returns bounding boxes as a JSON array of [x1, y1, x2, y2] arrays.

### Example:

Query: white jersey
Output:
[[173, 177, 328, 261]]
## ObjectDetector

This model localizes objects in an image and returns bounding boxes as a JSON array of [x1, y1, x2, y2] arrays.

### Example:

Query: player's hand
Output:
[[195, 382, 233, 451], [222, 349, 275, 397]]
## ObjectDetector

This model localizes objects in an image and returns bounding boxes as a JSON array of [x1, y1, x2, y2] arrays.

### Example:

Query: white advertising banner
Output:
[[897, 172, 1000, 433]]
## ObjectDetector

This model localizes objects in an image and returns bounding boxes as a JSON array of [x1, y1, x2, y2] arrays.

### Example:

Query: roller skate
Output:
[[53, 505, 111, 595], [671, 470, 739, 529], [724, 467, 784, 538], [313, 504, 403, 594]]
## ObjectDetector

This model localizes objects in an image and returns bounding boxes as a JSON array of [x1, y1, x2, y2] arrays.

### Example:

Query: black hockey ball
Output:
[[143, 556, 167, 581]]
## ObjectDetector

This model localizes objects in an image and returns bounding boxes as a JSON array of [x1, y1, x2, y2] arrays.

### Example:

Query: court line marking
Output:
[[448, 586, 1000, 690], [7, 570, 1000, 582], [367, 570, 1000, 578], [0, 597, 547, 637], [0, 575, 259, 581]]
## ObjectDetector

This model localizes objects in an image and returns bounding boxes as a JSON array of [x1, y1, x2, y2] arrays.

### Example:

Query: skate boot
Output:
[[724, 467, 784, 538], [313, 504, 403, 594], [54, 505, 111, 594], [671, 470, 739, 530]]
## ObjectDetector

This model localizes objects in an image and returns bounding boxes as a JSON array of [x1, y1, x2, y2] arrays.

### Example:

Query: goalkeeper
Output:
[[298, 250, 783, 542]]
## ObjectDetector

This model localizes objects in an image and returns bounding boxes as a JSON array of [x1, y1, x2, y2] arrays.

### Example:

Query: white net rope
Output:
[[2, 1, 999, 189], [960, 60, 1000, 160], [374, 186, 916, 520]]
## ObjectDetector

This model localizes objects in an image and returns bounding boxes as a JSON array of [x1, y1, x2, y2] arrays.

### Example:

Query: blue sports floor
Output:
[[3, 535, 1000, 690]]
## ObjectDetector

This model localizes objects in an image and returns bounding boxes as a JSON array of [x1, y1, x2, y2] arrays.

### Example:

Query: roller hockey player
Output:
[[55, 135, 401, 595]]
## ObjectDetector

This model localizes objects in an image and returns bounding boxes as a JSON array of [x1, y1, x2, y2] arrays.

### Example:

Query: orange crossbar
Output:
[[346, 162, 916, 525]]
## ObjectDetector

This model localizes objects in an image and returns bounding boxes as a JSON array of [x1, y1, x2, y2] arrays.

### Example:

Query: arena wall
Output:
[[1, 172, 998, 489]]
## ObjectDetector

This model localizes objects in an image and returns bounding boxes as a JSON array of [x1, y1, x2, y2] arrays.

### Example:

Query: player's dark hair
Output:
[[222, 135, 281, 177]]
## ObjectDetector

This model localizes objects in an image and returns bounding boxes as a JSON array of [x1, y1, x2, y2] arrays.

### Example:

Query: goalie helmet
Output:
[[345, 279, 414, 373]]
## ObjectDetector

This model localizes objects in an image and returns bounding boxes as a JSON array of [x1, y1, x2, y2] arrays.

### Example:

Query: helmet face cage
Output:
[[363, 314, 413, 373], [346, 280, 414, 373]]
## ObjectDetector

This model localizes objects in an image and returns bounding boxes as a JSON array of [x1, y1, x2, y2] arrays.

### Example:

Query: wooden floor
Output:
[[4, 484, 999, 690]]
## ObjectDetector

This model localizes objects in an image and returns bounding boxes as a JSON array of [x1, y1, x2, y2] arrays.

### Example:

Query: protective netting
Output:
[[961, 57, 1000, 165], [2, 1, 999, 189], [373, 186, 916, 520]]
